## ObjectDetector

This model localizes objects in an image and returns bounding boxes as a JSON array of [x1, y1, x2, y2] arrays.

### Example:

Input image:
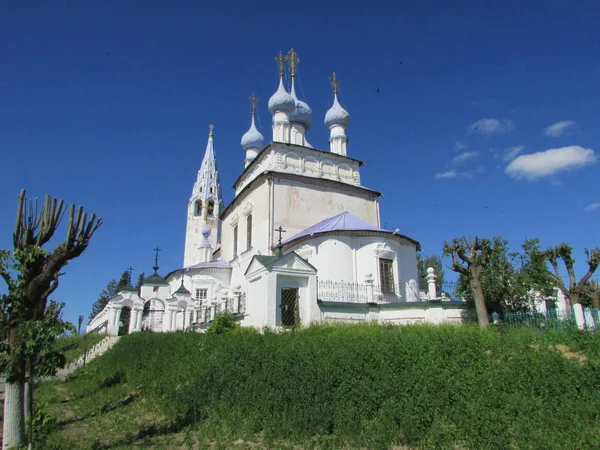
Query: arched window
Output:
[[207, 201, 214, 217], [195, 200, 202, 216]]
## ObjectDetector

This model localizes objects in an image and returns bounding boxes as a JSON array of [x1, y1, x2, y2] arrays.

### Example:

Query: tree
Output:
[[417, 254, 445, 287], [89, 279, 117, 321], [581, 280, 600, 308], [0, 190, 101, 449], [544, 244, 600, 306], [136, 272, 145, 291], [443, 237, 491, 327], [454, 238, 556, 314]]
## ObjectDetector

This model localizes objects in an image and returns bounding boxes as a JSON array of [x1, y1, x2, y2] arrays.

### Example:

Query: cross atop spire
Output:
[[329, 72, 340, 94], [153, 247, 161, 273], [286, 48, 300, 78], [275, 50, 285, 77], [127, 266, 135, 279], [208, 124, 214, 138], [249, 93, 259, 115]]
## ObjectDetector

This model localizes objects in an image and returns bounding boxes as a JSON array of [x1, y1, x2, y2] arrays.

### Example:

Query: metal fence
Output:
[[318, 280, 369, 303], [502, 309, 576, 331]]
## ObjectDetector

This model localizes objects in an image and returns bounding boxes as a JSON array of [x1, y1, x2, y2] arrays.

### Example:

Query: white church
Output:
[[88, 50, 470, 335]]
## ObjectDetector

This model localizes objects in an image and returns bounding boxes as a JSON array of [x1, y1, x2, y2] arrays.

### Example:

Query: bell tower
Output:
[[183, 125, 223, 267]]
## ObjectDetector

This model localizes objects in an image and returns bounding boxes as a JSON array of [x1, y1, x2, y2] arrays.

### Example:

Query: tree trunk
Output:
[[2, 376, 26, 450], [470, 278, 489, 328]]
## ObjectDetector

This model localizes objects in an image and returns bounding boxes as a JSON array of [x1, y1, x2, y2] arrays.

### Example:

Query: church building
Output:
[[88, 50, 469, 335]]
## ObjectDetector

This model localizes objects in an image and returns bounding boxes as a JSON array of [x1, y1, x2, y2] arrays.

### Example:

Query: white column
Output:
[[164, 309, 173, 332], [574, 303, 586, 330], [183, 308, 189, 329], [364, 273, 374, 303], [109, 307, 119, 336], [426, 267, 437, 300], [128, 310, 138, 334]]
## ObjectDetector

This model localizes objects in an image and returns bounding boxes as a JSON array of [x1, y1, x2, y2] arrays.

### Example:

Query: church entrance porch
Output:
[[280, 288, 300, 327]]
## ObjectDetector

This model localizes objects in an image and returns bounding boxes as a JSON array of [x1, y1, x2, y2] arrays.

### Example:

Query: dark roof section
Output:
[[232, 142, 364, 190], [244, 251, 317, 276], [143, 272, 169, 286], [174, 284, 191, 295], [221, 170, 381, 219]]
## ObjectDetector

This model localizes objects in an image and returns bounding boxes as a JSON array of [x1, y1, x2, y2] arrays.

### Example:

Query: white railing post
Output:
[[426, 267, 437, 300], [364, 273, 374, 303], [574, 303, 586, 330]]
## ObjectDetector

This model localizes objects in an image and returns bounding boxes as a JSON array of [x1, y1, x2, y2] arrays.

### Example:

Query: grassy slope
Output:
[[55, 333, 107, 365], [36, 325, 600, 449]]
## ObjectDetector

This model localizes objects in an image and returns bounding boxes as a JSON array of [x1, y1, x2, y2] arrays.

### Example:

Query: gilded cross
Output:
[[286, 48, 300, 77], [249, 93, 259, 115], [275, 51, 285, 77], [329, 72, 340, 94], [208, 124, 214, 137], [274, 226, 287, 247]]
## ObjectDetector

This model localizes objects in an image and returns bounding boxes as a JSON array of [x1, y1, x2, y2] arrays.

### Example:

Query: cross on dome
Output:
[[208, 124, 214, 138], [275, 51, 285, 77], [329, 72, 340, 94], [286, 48, 300, 78], [249, 93, 259, 115]]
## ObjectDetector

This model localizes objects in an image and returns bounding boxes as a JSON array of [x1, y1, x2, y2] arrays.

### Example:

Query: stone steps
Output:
[[0, 336, 121, 401]]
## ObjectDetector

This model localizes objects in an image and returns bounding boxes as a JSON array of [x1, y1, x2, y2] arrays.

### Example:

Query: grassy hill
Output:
[[35, 324, 600, 449]]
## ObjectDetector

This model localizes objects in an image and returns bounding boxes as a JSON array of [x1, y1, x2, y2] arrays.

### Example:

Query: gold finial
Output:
[[329, 72, 340, 94], [275, 51, 285, 77], [208, 124, 214, 137], [248, 93, 259, 115], [285, 48, 300, 78]]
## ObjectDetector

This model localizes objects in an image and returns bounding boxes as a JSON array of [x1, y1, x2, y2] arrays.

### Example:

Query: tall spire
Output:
[[183, 124, 223, 267]]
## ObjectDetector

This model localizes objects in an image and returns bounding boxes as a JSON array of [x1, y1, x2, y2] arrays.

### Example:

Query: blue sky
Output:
[[1, 1, 598, 324]]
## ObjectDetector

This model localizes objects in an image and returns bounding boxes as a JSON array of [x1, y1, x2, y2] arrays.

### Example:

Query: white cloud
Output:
[[505, 146, 596, 180], [435, 170, 472, 180], [468, 118, 514, 136], [545, 120, 576, 137], [501, 145, 525, 161], [455, 141, 468, 151], [585, 203, 600, 212], [452, 151, 479, 165]]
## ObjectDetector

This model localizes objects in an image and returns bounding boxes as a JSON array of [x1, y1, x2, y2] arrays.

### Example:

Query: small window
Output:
[[195, 288, 207, 302], [210, 186, 214, 194], [194, 200, 202, 216], [379, 258, 395, 294], [246, 214, 252, 250], [207, 201, 214, 217], [233, 225, 238, 257], [200, 187, 203, 193]]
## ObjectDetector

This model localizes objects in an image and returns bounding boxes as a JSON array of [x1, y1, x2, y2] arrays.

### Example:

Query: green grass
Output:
[[55, 333, 107, 365], [35, 324, 600, 449]]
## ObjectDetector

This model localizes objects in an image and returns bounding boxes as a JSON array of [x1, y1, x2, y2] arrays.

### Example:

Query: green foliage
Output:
[[205, 312, 238, 334], [417, 253, 445, 292], [456, 238, 557, 313], [49, 325, 600, 449], [55, 332, 106, 365]]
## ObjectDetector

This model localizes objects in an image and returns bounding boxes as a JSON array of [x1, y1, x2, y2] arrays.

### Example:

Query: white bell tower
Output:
[[183, 125, 223, 267]]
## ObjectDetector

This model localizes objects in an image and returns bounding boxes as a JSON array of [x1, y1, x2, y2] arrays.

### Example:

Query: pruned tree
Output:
[[545, 244, 600, 306], [0, 190, 101, 449], [443, 237, 491, 327]]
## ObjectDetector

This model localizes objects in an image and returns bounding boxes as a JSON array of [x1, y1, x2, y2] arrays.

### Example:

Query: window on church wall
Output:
[[246, 214, 252, 250], [207, 201, 214, 217], [195, 288, 208, 303], [194, 200, 202, 216], [210, 186, 214, 194], [379, 258, 395, 294], [233, 225, 238, 257]]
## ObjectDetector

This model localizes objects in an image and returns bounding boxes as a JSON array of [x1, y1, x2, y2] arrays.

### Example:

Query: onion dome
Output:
[[325, 93, 350, 129], [289, 80, 313, 129], [268, 77, 295, 115], [241, 115, 265, 150]]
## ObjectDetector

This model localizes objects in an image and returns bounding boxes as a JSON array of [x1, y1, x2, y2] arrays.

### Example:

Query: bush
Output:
[[78, 325, 600, 449], [205, 312, 238, 335]]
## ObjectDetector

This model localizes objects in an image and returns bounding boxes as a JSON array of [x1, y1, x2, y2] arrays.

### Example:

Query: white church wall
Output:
[[272, 178, 380, 241], [245, 273, 268, 327], [235, 143, 362, 195]]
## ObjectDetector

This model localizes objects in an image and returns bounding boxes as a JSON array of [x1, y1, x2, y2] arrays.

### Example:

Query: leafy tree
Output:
[[417, 254, 445, 295], [0, 190, 101, 449], [455, 238, 556, 314], [443, 237, 491, 327], [544, 244, 600, 305]]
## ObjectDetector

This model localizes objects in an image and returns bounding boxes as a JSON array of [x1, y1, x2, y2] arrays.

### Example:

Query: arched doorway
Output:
[[118, 306, 132, 336], [141, 298, 165, 332]]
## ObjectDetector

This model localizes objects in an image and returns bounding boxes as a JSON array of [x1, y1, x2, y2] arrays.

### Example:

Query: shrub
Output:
[[205, 312, 238, 335], [78, 325, 600, 449]]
